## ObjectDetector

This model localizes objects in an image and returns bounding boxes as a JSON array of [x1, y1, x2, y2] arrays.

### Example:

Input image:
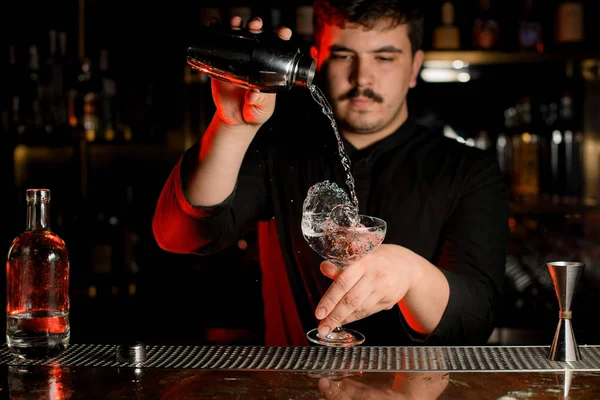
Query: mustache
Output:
[[338, 87, 384, 103]]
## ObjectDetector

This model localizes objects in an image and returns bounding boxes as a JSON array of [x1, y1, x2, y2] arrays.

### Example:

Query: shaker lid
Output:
[[295, 56, 316, 87]]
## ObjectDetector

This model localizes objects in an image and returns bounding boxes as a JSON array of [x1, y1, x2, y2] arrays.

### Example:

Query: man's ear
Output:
[[310, 45, 318, 60], [409, 49, 424, 89]]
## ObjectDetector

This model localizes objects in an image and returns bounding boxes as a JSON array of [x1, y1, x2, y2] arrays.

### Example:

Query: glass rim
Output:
[[26, 188, 51, 202], [547, 261, 584, 268]]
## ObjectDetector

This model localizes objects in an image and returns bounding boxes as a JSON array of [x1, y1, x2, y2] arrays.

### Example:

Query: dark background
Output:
[[1, 0, 599, 346]]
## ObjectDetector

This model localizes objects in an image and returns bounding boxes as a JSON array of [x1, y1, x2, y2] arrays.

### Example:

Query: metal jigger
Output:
[[556, 370, 574, 397], [547, 261, 585, 362]]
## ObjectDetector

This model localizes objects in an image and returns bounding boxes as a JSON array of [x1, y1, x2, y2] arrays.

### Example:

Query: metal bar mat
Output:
[[2, 345, 600, 371]]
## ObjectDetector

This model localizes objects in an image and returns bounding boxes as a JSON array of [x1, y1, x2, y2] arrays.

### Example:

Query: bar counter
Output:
[[2, 344, 600, 399]]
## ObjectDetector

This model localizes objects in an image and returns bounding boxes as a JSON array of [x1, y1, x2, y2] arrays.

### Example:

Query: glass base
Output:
[[306, 327, 365, 347]]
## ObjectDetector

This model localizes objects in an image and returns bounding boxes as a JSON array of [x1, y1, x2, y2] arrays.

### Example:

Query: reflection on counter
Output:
[[4, 365, 600, 399]]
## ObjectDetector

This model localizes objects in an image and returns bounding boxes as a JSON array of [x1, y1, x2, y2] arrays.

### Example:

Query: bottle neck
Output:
[[26, 199, 50, 231]]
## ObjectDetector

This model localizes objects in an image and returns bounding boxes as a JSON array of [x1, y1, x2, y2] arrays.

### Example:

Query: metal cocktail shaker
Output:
[[187, 26, 316, 92]]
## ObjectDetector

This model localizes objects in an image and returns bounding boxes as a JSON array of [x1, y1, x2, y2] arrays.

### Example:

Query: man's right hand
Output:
[[210, 16, 293, 128]]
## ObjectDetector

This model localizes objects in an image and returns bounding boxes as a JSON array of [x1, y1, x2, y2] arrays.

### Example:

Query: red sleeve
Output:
[[152, 157, 222, 254], [152, 137, 271, 256]]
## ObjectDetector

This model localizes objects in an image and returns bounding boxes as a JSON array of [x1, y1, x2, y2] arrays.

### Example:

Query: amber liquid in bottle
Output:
[[6, 189, 70, 359]]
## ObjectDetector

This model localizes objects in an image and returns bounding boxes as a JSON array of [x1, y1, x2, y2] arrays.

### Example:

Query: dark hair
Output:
[[312, 0, 424, 55]]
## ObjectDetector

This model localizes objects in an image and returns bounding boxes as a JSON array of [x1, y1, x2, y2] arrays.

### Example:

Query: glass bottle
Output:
[[555, 0, 584, 51], [6, 188, 70, 360], [432, 1, 461, 50], [295, 4, 315, 51], [561, 61, 584, 204], [518, 0, 544, 52], [99, 48, 119, 142], [538, 100, 558, 202], [511, 97, 540, 204], [497, 107, 515, 188], [472, 0, 500, 50], [559, 92, 583, 204], [20, 45, 44, 134]]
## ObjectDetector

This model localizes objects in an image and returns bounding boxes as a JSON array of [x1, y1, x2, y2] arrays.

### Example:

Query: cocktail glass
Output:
[[301, 212, 387, 347]]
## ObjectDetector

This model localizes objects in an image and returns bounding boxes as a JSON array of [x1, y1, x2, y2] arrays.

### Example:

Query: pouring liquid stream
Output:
[[308, 84, 359, 211]]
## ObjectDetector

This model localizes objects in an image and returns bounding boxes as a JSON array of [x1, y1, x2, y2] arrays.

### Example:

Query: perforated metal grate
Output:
[[3, 345, 600, 371]]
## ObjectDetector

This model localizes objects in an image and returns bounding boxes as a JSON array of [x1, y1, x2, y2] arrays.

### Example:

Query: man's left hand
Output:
[[315, 244, 416, 337]]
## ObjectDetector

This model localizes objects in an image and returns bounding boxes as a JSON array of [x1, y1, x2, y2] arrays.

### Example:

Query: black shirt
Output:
[[153, 89, 510, 346]]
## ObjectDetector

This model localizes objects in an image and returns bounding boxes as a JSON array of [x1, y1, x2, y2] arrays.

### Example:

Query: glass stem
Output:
[[331, 262, 349, 335]]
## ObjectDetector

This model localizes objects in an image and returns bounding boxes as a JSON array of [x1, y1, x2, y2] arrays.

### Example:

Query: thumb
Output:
[[243, 89, 276, 124], [320, 261, 340, 280]]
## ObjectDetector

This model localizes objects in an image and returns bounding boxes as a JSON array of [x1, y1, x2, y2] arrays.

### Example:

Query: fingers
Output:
[[275, 27, 292, 40], [209, 15, 290, 40], [246, 17, 263, 32], [230, 16, 243, 29], [246, 85, 277, 103], [243, 89, 275, 122], [244, 17, 292, 40], [320, 261, 340, 280], [342, 294, 382, 326], [315, 267, 360, 320], [318, 282, 373, 336], [316, 268, 372, 337]]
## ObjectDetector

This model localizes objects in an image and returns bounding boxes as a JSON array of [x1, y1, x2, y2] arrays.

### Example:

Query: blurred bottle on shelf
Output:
[[69, 56, 101, 142], [123, 184, 141, 298], [83, 183, 142, 305], [562, 61, 584, 204], [10, 30, 83, 144], [554, 0, 584, 51], [497, 107, 515, 189], [518, 0, 543, 52], [472, 0, 500, 50], [59, 32, 82, 132], [99, 49, 119, 142], [58, 31, 75, 99], [559, 93, 584, 204], [432, 1, 461, 50], [5, 45, 21, 135], [85, 192, 124, 301], [511, 96, 540, 204], [39, 30, 56, 131], [18, 45, 44, 136], [537, 99, 560, 203], [41, 29, 68, 132], [295, 4, 315, 50]]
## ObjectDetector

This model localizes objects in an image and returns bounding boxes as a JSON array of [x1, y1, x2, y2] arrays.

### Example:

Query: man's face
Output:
[[312, 19, 423, 138]]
